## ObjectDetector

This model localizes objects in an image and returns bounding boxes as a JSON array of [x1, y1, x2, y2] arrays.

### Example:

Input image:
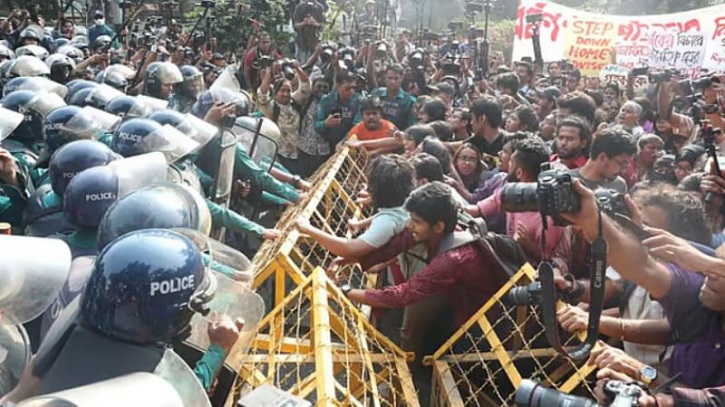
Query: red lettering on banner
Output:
[[515, 2, 565, 42], [650, 31, 675, 49], [711, 53, 725, 65], [617, 21, 649, 42], [713, 17, 725, 40]]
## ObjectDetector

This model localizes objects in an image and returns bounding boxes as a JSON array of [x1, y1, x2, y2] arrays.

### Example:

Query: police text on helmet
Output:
[[86, 192, 116, 201], [150, 275, 195, 296], [116, 131, 143, 142]]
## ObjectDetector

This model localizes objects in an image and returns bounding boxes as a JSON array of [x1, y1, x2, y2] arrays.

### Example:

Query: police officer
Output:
[[142, 61, 183, 101], [0, 229, 244, 405], [111, 116, 281, 241], [0, 106, 32, 228], [37, 105, 107, 169], [191, 90, 302, 206], [23, 139, 117, 237], [169, 65, 205, 114]]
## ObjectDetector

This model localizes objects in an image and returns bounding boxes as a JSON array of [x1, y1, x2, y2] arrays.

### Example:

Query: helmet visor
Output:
[[61, 106, 102, 138], [209, 65, 241, 94], [177, 114, 218, 148], [14, 77, 68, 99], [136, 94, 169, 112], [139, 124, 199, 163], [108, 151, 168, 197], [81, 106, 121, 132], [89, 83, 125, 107], [0, 108, 24, 141], [28, 92, 67, 117], [0, 236, 71, 325]]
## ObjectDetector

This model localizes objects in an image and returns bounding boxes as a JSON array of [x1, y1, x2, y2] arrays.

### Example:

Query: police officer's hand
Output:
[[0, 149, 19, 187], [204, 102, 235, 126], [262, 228, 281, 240], [208, 315, 244, 353]]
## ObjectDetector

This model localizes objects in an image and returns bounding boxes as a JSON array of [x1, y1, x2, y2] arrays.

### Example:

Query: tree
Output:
[[185, 0, 290, 54]]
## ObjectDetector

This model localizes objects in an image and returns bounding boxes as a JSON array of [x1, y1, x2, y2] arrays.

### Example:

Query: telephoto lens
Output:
[[501, 182, 539, 213], [515, 379, 599, 407]]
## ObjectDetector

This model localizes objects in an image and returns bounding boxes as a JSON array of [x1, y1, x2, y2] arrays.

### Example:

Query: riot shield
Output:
[[17, 372, 186, 407], [136, 94, 170, 112], [27, 92, 67, 118], [173, 229, 264, 371], [136, 124, 200, 163], [107, 152, 169, 197], [209, 65, 241, 94], [0, 324, 31, 396], [40, 256, 96, 342], [80, 106, 121, 133], [232, 117, 279, 173], [0, 236, 71, 325], [154, 349, 211, 407], [176, 113, 218, 148], [0, 107, 24, 141]]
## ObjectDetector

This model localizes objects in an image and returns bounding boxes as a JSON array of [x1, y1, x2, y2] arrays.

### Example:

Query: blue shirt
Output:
[[314, 91, 362, 146], [365, 87, 417, 130]]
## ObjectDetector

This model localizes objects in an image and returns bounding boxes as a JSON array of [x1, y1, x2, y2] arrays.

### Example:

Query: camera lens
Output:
[[501, 182, 539, 213], [507, 285, 535, 306], [515, 379, 598, 407]]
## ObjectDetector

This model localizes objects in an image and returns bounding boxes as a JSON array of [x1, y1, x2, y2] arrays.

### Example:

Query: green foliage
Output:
[[185, 0, 291, 53], [487, 19, 515, 60]]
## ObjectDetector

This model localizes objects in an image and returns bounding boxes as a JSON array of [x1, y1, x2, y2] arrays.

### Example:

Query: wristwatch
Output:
[[292, 175, 301, 188], [340, 284, 352, 297], [639, 365, 658, 385]]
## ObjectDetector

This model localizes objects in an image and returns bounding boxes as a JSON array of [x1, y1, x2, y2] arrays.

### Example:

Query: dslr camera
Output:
[[256, 55, 275, 69], [374, 40, 388, 59], [320, 45, 335, 64], [501, 168, 581, 220], [280, 58, 295, 80], [515, 379, 645, 407], [409, 49, 425, 71], [441, 54, 461, 76], [649, 69, 678, 83]]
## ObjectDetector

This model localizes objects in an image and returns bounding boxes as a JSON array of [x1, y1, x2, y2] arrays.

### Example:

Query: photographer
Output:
[[465, 137, 566, 262], [293, 0, 326, 63], [558, 179, 725, 390], [243, 31, 283, 91], [258, 59, 311, 175]]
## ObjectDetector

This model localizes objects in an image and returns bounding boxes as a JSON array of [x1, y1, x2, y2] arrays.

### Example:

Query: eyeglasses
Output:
[[457, 156, 478, 164]]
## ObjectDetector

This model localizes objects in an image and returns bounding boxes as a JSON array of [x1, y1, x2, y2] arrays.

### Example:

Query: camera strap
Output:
[[539, 206, 607, 360]]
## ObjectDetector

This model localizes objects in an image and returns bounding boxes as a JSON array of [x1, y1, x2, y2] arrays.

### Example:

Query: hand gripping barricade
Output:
[[232, 116, 280, 173], [0, 236, 72, 395]]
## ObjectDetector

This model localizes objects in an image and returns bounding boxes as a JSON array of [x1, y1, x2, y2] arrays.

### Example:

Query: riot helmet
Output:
[[0, 44, 15, 61], [15, 45, 49, 60], [65, 79, 98, 103], [62, 152, 168, 228], [46, 53, 77, 84], [97, 182, 212, 250], [80, 229, 215, 344], [56, 45, 84, 64], [112, 118, 199, 162], [175, 65, 205, 101], [49, 139, 119, 196], [19, 26, 42, 45], [143, 61, 183, 99], [3, 76, 68, 99], [149, 109, 218, 148], [68, 83, 123, 110], [3, 90, 65, 143], [92, 35, 112, 52], [191, 87, 250, 127], [41, 105, 101, 163], [105, 95, 153, 118], [52, 37, 71, 51], [7, 56, 50, 78]]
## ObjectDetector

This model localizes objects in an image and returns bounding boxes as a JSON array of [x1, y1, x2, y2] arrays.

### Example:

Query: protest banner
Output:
[[513, 0, 725, 76], [599, 64, 629, 86]]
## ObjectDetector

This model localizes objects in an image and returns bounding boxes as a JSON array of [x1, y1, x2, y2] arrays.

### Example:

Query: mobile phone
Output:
[[330, 107, 342, 117]]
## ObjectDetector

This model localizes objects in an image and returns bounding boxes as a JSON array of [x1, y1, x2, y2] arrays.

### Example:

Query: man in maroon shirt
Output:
[[550, 116, 590, 170], [342, 182, 510, 327]]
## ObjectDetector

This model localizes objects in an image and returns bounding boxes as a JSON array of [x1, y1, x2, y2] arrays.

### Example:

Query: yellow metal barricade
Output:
[[239, 268, 420, 407], [423, 264, 599, 407], [252, 147, 373, 308]]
